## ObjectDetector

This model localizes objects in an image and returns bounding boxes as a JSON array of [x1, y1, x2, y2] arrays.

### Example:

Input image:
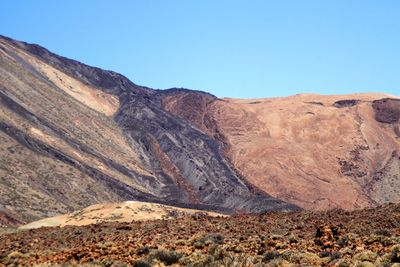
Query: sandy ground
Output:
[[20, 201, 226, 229]]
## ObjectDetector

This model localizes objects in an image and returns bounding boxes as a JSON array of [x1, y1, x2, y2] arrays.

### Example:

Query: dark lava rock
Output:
[[372, 98, 400, 123], [334, 99, 358, 108]]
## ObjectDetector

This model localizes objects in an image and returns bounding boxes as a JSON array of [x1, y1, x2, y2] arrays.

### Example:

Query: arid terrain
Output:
[[1, 204, 399, 266], [1, 34, 400, 266], [0, 34, 294, 225], [163, 91, 400, 210], [1, 35, 400, 226], [20, 201, 225, 229], [210, 94, 400, 210]]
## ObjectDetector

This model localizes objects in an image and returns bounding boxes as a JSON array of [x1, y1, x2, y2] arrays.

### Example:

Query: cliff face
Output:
[[0, 35, 295, 224]]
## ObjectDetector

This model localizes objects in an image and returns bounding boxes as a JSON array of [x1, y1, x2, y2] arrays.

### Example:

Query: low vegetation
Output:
[[0, 204, 399, 266]]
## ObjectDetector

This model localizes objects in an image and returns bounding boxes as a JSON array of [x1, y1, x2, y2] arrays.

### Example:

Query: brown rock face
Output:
[[372, 98, 400, 123], [165, 93, 400, 210]]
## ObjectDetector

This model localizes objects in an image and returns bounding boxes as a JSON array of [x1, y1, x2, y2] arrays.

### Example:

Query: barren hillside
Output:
[[164, 93, 400, 210], [1, 34, 400, 226], [0, 35, 294, 225]]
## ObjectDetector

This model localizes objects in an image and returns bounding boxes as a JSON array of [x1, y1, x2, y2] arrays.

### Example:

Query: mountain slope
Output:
[[164, 93, 400, 210], [1, 35, 399, 225], [0, 35, 295, 224]]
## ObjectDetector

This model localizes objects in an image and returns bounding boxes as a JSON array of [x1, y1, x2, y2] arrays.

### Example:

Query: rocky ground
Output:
[[1, 204, 400, 266]]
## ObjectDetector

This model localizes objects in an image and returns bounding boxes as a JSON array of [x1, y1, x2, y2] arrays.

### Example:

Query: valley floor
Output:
[[0, 204, 400, 266]]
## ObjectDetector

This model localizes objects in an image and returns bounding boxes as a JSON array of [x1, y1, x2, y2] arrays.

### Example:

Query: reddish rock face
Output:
[[372, 98, 400, 123], [164, 93, 400, 210]]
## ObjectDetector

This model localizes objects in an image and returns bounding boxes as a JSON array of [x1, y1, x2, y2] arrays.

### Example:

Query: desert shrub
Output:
[[334, 258, 352, 267], [288, 235, 298, 244], [132, 260, 151, 267], [136, 246, 150, 256], [262, 251, 281, 263], [6, 251, 24, 259], [204, 233, 224, 244], [270, 234, 284, 240], [288, 252, 322, 266], [319, 251, 341, 260], [193, 241, 205, 249], [338, 236, 350, 247], [208, 245, 228, 261], [375, 253, 394, 267], [319, 251, 331, 258], [331, 252, 342, 260], [265, 258, 294, 267], [339, 247, 353, 256], [2, 251, 27, 265], [179, 252, 212, 267], [192, 233, 225, 249], [232, 245, 244, 253], [218, 253, 258, 267], [148, 249, 183, 265], [274, 241, 288, 249], [101, 258, 115, 267], [353, 250, 378, 262], [391, 245, 400, 263], [346, 233, 360, 241], [374, 228, 392, 237], [355, 261, 375, 267], [96, 242, 113, 249]]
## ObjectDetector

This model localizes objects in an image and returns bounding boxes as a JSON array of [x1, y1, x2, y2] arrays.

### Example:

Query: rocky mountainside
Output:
[[165, 93, 400, 210], [0, 35, 399, 225], [0, 35, 295, 225]]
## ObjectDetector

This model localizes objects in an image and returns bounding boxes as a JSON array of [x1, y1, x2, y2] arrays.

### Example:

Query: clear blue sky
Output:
[[2, 0, 399, 98]]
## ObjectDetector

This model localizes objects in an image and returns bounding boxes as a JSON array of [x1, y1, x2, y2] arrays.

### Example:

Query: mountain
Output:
[[166, 94, 400, 210], [0, 35, 399, 225], [0, 35, 295, 225]]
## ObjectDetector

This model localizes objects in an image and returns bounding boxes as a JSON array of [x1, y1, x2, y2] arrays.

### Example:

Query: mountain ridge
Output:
[[1, 34, 400, 226], [0, 35, 296, 225]]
